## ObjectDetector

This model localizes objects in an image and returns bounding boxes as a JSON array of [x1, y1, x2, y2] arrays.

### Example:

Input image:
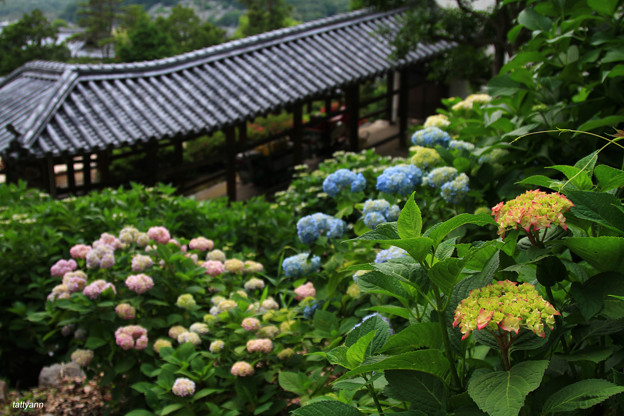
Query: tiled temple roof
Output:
[[0, 8, 452, 159]]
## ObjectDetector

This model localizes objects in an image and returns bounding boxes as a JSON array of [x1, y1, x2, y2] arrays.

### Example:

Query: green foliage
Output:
[[0, 9, 70, 75], [236, 0, 294, 37]]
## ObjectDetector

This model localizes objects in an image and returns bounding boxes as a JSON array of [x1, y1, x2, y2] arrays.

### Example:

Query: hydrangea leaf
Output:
[[563, 237, 624, 272], [429, 257, 466, 294], [346, 329, 376, 367], [345, 314, 390, 355], [594, 165, 624, 192], [384, 370, 448, 414], [425, 214, 497, 247], [326, 346, 351, 369], [380, 322, 443, 354], [467, 360, 548, 416], [357, 270, 411, 301], [279, 371, 311, 395], [542, 379, 624, 414], [292, 400, 364, 416], [339, 350, 450, 382], [398, 192, 422, 239]]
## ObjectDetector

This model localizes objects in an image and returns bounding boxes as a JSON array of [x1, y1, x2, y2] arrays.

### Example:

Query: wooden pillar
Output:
[[238, 122, 247, 150], [82, 154, 92, 192], [386, 71, 395, 123], [98, 150, 110, 186], [292, 102, 303, 164], [225, 125, 237, 203], [345, 83, 360, 152], [398, 69, 410, 149], [66, 157, 76, 194], [45, 157, 57, 198], [173, 139, 184, 191], [322, 97, 332, 152]]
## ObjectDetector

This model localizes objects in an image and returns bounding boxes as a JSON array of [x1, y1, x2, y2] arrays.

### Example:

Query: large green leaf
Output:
[[357, 270, 411, 301], [425, 214, 497, 247], [563, 237, 624, 272], [428, 257, 466, 294], [384, 370, 448, 415], [380, 322, 443, 353], [594, 165, 624, 192], [345, 314, 390, 356], [292, 401, 364, 416], [279, 371, 310, 395], [346, 330, 376, 367], [542, 379, 624, 413], [518, 8, 552, 32], [566, 191, 624, 235], [398, 192, 422, 239], [549, 165, 593, 190], [340, 350, 450, 381], [578, 115, 624, 133], [467, 360, 548, 416], [588, 0, 619, 15]]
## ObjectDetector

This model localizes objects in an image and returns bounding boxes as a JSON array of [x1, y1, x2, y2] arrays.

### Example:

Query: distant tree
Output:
[[77, 0, 122, 56], [351, 0, 530, 85], [115, 4, 225, 63], [0, 9, 70, 75], [236, 0, 294, 37], [155, 5, 226, 54]]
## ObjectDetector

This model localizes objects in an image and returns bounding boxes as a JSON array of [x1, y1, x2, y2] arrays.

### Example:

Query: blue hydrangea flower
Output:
[[297, 213, 346, 244], [374, 246, 408, 263], [303, 301, 322, 319], [361, 199, 401, 229], [376, 165, 422, 196], [282, 253, 321, 278], [322, 169, 366, 197], [411, 127, 451, 148], [423, 166, 458, 189], [440, 173, 470, 204], [449, 140, 475, 152]]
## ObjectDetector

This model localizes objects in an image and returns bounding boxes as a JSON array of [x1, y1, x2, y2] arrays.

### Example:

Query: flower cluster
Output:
[[244, 278, 265, 291], [440, 173, 470, 204], [202, 260, 225, 277], [189, 322, 209, 334], [231, 361, 255, 377], [62, 271, 87, 292], [246, 338, 273, 353], [294, 282, 316, 300], [86, 245, 115, 269], [209, 340, 225, 353], [147, 226, 171, 244], [131, 254, 153, 272], [375, 246, 407, 263], [115, 325, 148, 350], [282, 253, 321, 278], [410, 146, 442, 169], [451, 93, 492, 111], [172, 378, 196, 397], [296, 213, 346, 244], [50, 259, 77, 277], [243, 260, 264, 274], [125, 274, 154, 294], [453, 280, 560, 339], [224, 259, 245, 274], [322, 168, 366, 197], [376, 164, 422, 196], [176, 294, 196, 309], [423, 166, 458, 189], [70, 349, 94, 367], [153, 339, 172, 354], [70, 244, 91, 259], [115, 303, 136, 320], [449, 140, 475, 152], [177, 331, 201, 345], [189, 237, 214, 251], [361, 199, 400, 229], [423, 114, 450, 129], [491, 190, 574, 238], [83, 279, 116, 300], [411, 127, 451, 148], [241, 317, 261, 331], [206, 249, 226, 262]]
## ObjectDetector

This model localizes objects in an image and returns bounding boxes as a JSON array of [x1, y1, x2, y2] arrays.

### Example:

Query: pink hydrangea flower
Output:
[[119, 227, 139, 244], [131, 254, 153, 272], [147, 226, 171, 244], [62, 271, 87, 293], [246, 338, 273, 353], [294, 282, 316, 301], [231, 361, 255, 377], [83, 280, 116, 299], [202, 260, 225, 277], [243, 260, 264, 274], [172, 378, 195, 397], [93, 233, 122, 250], [492, 190, 574, 239], [69, 244, 91, 259], [241, 317, 261, 331], [177, 331, 201, 345], [50, 259, 77, 277], [261, 297, 279, 310], [125, 274, 154, 294], [86, 245, 115, 269], [115, 303, 136, 320], [47, 284, 70, 301], [189, 237, 214, 251], [114, 325, 148, 350]]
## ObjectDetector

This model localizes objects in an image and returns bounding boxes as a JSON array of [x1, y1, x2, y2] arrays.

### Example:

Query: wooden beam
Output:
[[292, 102, 303, 164], [225, 125, 237, 203], [345, 83, 360, 152], [398, 69, 410, 149]]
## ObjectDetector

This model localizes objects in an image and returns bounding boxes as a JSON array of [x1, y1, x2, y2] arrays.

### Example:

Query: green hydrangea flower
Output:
[[453, 280, 560, 340]]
